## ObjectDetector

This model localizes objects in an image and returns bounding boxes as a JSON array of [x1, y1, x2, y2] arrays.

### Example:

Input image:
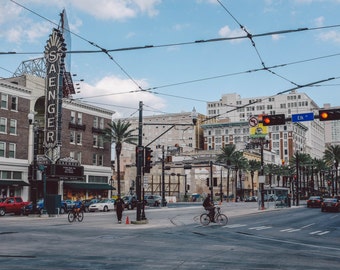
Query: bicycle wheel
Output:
[[200, 213, 210, 226], [77, 211, 84, 222], [68, 211, 75, 223], [216, 214, 228, 226]]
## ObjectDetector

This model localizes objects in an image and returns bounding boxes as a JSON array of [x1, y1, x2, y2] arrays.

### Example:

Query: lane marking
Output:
[[249, 226, 272, 230], [223, 224, 247, 228]]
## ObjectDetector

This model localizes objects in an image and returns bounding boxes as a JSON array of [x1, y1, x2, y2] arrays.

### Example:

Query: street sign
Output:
[[248, 117, 258, 127], [291, 112, 314, 122]]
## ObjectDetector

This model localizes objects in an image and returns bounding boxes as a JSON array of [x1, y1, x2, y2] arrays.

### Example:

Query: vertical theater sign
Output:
[[44, 29, 66, 162]]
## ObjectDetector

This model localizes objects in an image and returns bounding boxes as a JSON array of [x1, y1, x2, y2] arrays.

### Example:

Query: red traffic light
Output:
[[319, 109, 340, 121], [262, 114, 286, 126]]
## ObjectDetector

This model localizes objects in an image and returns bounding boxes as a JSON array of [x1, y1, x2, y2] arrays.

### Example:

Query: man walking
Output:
[[114, 195, 125, 223]]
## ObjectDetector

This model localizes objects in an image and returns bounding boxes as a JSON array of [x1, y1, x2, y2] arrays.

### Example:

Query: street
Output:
[[0, 202, 339, 269]]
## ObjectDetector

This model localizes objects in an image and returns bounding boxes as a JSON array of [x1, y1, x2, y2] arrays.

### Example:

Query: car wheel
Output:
[[0, 208, 5, 216], [103, 206, 108, 212]]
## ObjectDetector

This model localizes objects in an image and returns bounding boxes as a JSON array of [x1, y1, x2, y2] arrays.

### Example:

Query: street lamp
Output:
[[28, 112, 38, 214]]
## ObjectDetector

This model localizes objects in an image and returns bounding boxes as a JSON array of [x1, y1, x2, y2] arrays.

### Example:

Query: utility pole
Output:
[[136, 101, 144, 221]]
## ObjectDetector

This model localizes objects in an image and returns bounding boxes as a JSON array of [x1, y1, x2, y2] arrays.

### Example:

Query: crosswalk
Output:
[[222, 223, 330, 236]]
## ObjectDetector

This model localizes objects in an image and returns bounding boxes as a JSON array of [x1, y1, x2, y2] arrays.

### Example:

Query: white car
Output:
[[88, 199, 115, 212]]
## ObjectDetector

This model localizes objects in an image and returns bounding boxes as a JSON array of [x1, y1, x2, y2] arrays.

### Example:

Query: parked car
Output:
[[82, 198, 100, 212], [89, 199, 115, 212], [245, 196, 257, 202], [144, 195, 166, 207], [22, 199, 44, 215], [321, 198, 340, 212], [123, 195, 137, 210], [307, 196, 323, 208], [63, 199, 76, 211]]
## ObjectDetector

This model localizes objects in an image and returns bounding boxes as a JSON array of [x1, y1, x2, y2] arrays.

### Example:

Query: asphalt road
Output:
[[0, 202, 339, 270]]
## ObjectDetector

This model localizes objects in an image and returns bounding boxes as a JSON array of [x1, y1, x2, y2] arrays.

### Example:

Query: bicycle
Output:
[[68, 206, 84, 223], [200, 205, 228, 226]]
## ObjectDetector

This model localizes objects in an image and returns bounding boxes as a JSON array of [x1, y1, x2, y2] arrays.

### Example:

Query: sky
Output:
[[1, 0, 340, 119]]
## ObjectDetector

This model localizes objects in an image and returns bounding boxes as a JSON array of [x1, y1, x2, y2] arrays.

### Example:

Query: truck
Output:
[[0, 196, 30, 216]]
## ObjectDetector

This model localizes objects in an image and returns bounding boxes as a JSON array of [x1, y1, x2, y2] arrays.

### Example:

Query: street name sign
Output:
[[291, 112, 314, 122]]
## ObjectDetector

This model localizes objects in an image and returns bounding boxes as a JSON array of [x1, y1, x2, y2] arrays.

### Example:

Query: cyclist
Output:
[[73, 197, 83, 213], [203, 194, 215, 222]]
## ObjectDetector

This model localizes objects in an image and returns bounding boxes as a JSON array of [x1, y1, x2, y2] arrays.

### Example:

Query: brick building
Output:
[[0, 75, 114, 201]]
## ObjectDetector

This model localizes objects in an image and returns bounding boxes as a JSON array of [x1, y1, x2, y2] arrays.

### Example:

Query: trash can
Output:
[[45, 194, 61, 215]]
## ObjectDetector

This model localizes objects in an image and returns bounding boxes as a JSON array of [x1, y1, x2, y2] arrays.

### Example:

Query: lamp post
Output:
[[28, 112, 38, 214]]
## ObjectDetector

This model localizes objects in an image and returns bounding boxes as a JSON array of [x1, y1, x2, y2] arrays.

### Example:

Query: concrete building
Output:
[[0, 75, 114, 201], [207, 91, 325, 159]]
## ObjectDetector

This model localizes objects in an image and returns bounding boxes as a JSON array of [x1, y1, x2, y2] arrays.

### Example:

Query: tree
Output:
[[216, 144, 237, 201], [232, 151, 248, 200], [323, 145, 340, 195], [104, 120, 137, 196], [248, 160, 261, 196]]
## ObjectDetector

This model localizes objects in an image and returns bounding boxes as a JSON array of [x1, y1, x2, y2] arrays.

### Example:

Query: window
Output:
[[70, 111, 76, 124], [99, 118, 104, 129], [1, 94, 8, 109], [9, 143, 15, 158], [11, 96, 18, 111], [98, 135, 104, 148], [92, 154, 97, 165], [0, 142, 5, 157], [9, 119, 17, 135], [93, 116, 98, 128], [70, 131, 75, 144], [98, 155, 103, 166], [76, 133, 82, 144], [93, 135, 98, 147], [77, 113, 82, 125], [0, 118, 6, 133], [76, 152, 82, 163]]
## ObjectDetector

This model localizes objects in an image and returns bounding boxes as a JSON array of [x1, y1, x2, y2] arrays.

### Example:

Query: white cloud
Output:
[[75, 75, 166, 118], [314, 16, 324, 27], [70, 0, 161, 21], [317, 30, 340, 44], [218, 25, 245, 43]]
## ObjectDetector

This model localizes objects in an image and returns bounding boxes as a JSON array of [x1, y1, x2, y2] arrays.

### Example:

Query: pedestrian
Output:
[[114, 195, 125, 223]]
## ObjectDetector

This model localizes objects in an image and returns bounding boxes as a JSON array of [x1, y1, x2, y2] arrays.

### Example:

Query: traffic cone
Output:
[[125, 216, 130, 224]]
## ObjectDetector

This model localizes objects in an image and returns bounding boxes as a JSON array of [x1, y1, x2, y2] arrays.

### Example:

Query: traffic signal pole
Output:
[[136, 101, 144, 222]]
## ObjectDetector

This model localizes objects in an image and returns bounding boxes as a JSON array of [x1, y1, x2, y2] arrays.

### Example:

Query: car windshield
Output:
[[98, 199, 109, 203], [324, 198, 337, 202], [309, 196, 320, 200]]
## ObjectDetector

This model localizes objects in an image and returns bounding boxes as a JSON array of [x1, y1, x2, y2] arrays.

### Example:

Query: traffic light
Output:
[[318, 109, 340, 121], [144, 147, 153, 173], [262, 114, 286, 126]]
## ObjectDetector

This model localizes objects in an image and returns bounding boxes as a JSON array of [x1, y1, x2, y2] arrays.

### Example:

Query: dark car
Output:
[[321, 198, 340, 212], [82, 198, 100, 212], [144, 195, 166, 207], [245, 196, 257, 202], [123, 195, 137, 210], [307, 196, 323, 208], [22, 199, 44, 215]]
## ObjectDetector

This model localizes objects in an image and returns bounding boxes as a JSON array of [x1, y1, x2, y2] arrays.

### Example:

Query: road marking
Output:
[[280, 228, 301, 233], [223, 224, 247, 228], [310, 230, 330, 236], [301, 223, 315, 229], [249, 226, 272, 230]]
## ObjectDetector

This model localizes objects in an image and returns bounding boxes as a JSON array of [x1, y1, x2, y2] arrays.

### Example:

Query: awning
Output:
[[0, 180, 30, 186], [63, 182, 115, 190]]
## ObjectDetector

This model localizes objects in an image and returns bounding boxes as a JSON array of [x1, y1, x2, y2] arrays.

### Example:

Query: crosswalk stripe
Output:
[[249, 226, 272, 230], [223, 224, 247, 228]]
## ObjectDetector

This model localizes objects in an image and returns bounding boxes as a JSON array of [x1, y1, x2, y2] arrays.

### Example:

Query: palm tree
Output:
[[324, 145, 340, 195], [216, 144, 237, 201], [232, 151, 248, 200], [104, 120, 137, 196], [248, 160, 261, 196]]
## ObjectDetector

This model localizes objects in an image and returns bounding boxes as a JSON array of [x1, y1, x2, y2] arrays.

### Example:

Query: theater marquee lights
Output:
[[44, 29, 66, 149]]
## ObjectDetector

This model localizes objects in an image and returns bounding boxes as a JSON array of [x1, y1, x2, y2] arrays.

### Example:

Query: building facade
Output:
[[207, 91, 325, 159], [0, 75, 114, 201]]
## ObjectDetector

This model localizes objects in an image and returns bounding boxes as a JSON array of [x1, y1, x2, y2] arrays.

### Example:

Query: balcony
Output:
[[68, 122, 86, 131]]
